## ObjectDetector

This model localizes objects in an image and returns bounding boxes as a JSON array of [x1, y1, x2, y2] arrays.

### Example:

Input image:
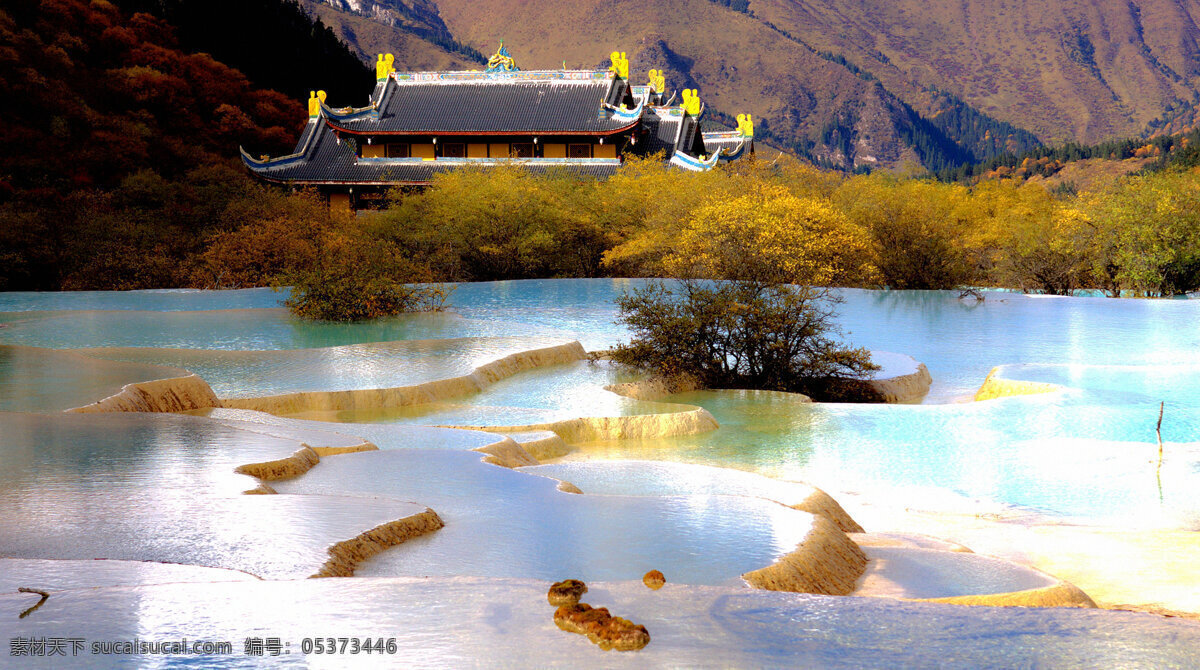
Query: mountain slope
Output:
[[428, 0, 1009, 170], [747, 0, 1200, 144], [300, 0, 482, 72]]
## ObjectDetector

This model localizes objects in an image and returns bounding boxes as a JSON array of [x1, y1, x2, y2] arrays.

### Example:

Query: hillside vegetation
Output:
[[0, 0, 349, 289], [111, 0, 374, 103]]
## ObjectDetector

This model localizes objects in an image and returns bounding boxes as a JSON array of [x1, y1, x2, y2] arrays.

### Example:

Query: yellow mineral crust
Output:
[[449, 407, 720, 444], [547, 579, 588, 606], [916, 581, 1097, 608], [510, 432, 571, 460], [68, 374, 222, 413], [974, 367, 1061, 401], [553, 602, 651, 651], [242, 483, 278, 495], [556, 481, 584, 494], [790, 487, 866, 534], [742, 515, 869, 595], [233, 446, 321, 481], [311, 508, 445, 578], [233, 441, 377, 482], [221, 341, 588, 415], [473, 437, 540, 468]]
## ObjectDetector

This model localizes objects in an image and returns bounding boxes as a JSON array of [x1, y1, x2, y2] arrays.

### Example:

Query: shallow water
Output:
[[3, 282, 1200, 526], [4, 279, 1197, 526], [274, 449, 809, 585], [84, 336, 573, 397], [0, 345, 190, 412], [297, 359, 676, 426], [6, 579, 1199, 668], [0, 412, 424, 578]]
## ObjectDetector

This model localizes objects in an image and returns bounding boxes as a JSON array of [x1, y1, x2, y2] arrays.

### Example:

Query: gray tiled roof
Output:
[[243, 121, 619, 185], [640, 110, 683, 156], [331, 79, 636, 134]]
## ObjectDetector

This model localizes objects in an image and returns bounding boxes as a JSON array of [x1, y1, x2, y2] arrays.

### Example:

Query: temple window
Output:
[[568, 144, 593, 158], [510, 143, 535, 158], [442, 143, 466, 158], [386, 143, 410, 158]]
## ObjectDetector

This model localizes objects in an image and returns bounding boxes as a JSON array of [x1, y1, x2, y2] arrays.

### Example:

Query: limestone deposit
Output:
[[643, 570, 666, 590], [222, 341, 587, 415], [447, 406, 719, 445], [547, 579, 588, 606], [974, 367, 1061, 401], [68, 374, 222, 413], [311, 508, 445, 578], [553, 602, 650, 651], [790, 487, 865, 534], [233, 446, 321, 481], [742, 515, 869, 595]]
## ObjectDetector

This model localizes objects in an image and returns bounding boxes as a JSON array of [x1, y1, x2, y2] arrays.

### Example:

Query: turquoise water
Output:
[[275, 448, 811, 585], [0, 345, 189, 412], [84, 336, 573, 397], [293, 359, 678, 426], [0, 412, 427, 578], [2, 279, 1199, 527]]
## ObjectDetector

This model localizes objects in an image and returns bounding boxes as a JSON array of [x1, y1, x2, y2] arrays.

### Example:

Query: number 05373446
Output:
[[301, 638, 398, 654]]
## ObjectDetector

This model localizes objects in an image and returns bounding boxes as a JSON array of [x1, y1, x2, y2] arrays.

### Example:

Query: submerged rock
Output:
[[547, 579, 588, 606], [643, 570, 665, 590], [553, 602, 650, 651]]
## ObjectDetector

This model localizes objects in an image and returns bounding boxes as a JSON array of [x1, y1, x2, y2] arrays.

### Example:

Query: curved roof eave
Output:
[[322, 117, 643, 137]]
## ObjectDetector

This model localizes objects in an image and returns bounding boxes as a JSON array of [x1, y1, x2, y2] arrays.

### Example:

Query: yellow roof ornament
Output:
[[375, 53, 396, 81], [737, 113, 754, 138], [609, 51, 630, 79], [681, 89, 700, 116], [307, 90, 327, 117], [647, 68, 665, 92]]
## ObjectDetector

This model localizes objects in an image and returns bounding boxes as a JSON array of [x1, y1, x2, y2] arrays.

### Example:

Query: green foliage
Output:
[[833, 175, 974, 289], [109, 0, 374, 104], [610, 280, 878, 401], [1079, 170, 1200, 296], [377, 166, 627, 281], [282, 234, 451, 321]]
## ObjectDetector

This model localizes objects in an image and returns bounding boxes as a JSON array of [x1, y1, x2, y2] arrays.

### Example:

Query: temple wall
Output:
[[329, 193, 351, 210], [412, 143, 435, 159], [467, 143, 488, 158], [595, 144, 617, 158], [362, 144, 386, 158], [544, 143, 567, 158]]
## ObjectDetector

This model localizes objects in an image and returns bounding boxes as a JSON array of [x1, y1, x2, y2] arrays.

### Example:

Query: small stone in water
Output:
[[643, 570, 665, 590], [547, 579, 588, 606]]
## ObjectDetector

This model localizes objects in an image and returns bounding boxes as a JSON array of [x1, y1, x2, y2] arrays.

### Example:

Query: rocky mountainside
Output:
[[296, 0, 1200, 171], [301, 0, 483, 72]]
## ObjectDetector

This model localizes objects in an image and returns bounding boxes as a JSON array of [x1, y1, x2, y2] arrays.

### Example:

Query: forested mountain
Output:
[[110, 0, 374, 104], [0, 0, 339, 290]]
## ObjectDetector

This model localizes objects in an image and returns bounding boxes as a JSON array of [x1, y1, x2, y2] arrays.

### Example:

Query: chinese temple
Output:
[[241, 45, 754, 209]]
